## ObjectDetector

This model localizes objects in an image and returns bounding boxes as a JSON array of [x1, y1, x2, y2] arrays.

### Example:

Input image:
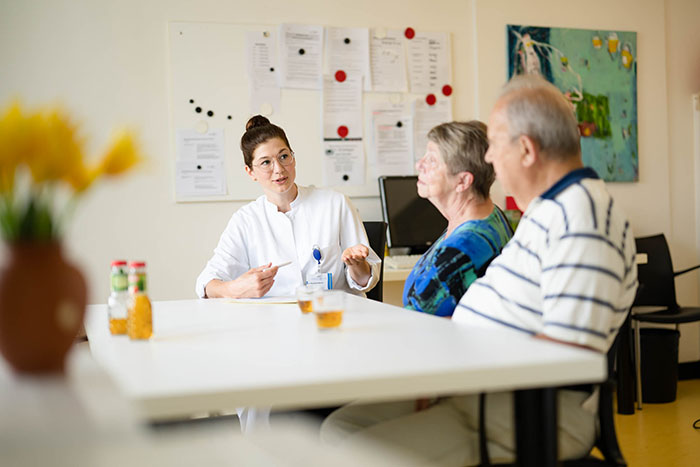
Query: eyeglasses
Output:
[[252, 152, 295, 172]]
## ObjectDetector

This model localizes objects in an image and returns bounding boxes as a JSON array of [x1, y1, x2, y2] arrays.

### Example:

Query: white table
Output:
[[85, 295, 606, 466]]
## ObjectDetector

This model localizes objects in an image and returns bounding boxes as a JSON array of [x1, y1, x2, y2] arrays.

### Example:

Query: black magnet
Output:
[[269, 67, 275, 72], [207, 110, 214, 117], [227, 115, 232, 120], [396, 121, 403, 128], [197, 165, 202, 170], [344, 38, 351, 44], [298, 48, 305, 55], [342, 174, 349, 181], [189, 99, 194, 104], [195, 107, 202, 113]]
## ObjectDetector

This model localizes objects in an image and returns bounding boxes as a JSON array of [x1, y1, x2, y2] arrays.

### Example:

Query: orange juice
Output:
[[127, 293, 152, 340], [315, 310, 343, 329], [298, 299, 313, 314], [109, 317, 127, 335]]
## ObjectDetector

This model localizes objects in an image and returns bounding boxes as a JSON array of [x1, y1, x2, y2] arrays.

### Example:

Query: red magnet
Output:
[[335, 70, 347, 82], [337, 125, 349, 138], [442, 84, 453, 96], [404, 27, 415, 39], [425, 94, 437, 106]]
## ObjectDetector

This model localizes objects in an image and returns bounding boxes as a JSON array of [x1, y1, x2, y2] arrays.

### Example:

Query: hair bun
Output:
[[245, 115, 271, 131]]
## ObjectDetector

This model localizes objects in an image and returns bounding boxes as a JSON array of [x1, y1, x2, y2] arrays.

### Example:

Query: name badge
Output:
[[306, 272, 333, 290]]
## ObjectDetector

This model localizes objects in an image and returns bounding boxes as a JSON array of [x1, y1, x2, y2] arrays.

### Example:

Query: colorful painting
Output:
[[507, 25, 638, 182]]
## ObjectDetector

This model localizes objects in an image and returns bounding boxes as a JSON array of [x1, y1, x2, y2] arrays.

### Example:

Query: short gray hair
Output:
[[427, 120, 493, 199], [500, 74, 581, 160]]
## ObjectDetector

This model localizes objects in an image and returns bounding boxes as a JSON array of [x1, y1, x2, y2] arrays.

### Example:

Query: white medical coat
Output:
[[195, 186, 380, 298]]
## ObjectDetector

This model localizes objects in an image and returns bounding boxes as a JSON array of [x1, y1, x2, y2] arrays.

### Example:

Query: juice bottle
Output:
[[127, 261, 152, 340], [108, 260, 129, 334]]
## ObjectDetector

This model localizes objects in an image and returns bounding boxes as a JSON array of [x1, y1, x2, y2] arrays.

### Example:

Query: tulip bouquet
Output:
[[0, 102, 142, 241]]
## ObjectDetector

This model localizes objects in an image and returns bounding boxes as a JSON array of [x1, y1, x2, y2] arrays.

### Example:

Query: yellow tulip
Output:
[[96, 130, 142, 177], [25, 110, 84, 184], [0, 103, 25, 193]]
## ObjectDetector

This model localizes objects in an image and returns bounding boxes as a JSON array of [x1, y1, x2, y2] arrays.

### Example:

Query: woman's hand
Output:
[[342, 244, 371, 287], [205, 263, 279, 298]]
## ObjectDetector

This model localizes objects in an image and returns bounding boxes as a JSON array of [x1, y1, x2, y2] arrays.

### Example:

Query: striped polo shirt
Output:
[[452, 168, 638, 353]]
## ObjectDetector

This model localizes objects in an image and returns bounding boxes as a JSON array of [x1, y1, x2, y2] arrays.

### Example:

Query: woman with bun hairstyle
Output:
[[196, 115, 380, 300]]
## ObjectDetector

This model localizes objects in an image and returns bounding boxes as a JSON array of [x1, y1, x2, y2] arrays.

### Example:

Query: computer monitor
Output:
[[378, 176, 448, 254]]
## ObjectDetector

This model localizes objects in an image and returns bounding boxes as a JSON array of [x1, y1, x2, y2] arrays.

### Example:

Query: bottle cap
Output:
[[128, 261, 146, 268], [111, 260, 127, 267]]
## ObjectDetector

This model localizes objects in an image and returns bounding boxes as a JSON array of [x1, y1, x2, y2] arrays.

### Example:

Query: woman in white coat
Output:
[[196, 115, 380, 300]]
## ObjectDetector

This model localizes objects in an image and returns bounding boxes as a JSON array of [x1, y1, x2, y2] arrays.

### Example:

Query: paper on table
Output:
[[413, 98, 452, 164], [322, 74, 363, 140], [325, 27, 371, 91], [370, 29, 408, 92], [322, 140, 365, 186], [278, 23, 323, 90], [226, 296, 297, 305], [406, 31, 451, 94], [245, 30, 280, 115], [175, 129, 227, 197]]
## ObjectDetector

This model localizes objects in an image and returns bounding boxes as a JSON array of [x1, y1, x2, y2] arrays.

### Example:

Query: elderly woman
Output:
[[402, 121, 512, 317]]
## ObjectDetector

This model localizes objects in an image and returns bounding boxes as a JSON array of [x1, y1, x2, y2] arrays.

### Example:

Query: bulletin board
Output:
[[167, 21, 452, 202]]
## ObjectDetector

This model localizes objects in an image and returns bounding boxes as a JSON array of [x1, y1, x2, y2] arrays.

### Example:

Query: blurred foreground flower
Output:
[[0, 102, 143, 241]]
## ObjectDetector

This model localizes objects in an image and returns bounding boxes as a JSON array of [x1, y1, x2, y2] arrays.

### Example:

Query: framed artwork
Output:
[[507, 25, 638, 182]]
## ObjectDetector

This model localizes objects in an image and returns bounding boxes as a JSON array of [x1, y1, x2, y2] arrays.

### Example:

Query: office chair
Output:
[[631, 233, 700, 409], [484, 319, 629, 467], [362, 221, 387, 302]]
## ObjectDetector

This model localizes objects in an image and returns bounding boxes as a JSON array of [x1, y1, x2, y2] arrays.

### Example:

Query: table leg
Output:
[[514, 388, 557, 467]]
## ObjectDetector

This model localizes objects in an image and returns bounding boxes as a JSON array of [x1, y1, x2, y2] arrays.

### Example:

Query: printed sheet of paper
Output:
[[413, 98, 453, 163], [406, 31, 451, 94], [278, 24, 323, 90], [245, 30, 280, 115], [322, 74, 363, 140], [370, 29, 408, 92], [322, 140, 365, 186], [326, 27, 371, 91], [367, 101, 413, 176], [175, 129, 227, 197]]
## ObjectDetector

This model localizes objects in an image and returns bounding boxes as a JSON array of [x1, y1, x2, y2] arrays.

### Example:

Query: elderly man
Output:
[[320, 75, 638, 466]]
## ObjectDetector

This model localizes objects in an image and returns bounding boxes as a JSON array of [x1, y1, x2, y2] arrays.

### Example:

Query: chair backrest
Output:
[[363, 221, 387, 302], [634, 234, 678, 309]]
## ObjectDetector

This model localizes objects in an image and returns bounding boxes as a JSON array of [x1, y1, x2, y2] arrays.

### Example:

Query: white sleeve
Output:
[[195, 213, 251, 298], [339, 195, 381, 292]]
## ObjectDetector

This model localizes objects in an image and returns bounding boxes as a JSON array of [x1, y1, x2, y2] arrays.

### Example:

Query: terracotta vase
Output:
[[0, 241, 87, 374]]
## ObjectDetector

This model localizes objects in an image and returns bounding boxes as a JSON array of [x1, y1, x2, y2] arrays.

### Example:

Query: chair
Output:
[[631, 233, 700, 409], [485, 320, 628, 466], [363, 221, 387, 302]]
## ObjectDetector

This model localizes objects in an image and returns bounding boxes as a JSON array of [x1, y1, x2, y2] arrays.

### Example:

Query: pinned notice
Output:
[[175, 129, 227, 197]]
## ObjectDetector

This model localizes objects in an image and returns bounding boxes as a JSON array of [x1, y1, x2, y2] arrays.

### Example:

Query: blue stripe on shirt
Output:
[[488, 263, 540, 287], [541, 264, 622, 282], [543, 321, 608, 339], [558, 233, 624, 260], [575, 182, 597, 230], [543, 293, 629, 313], [553, 200, 569, 232], [508, 239, 541, 263], [473, 282, 543, 315], [456, 304, 536, 335]]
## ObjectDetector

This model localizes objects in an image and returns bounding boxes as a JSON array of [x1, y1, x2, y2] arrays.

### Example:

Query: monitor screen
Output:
[[378, 176, 448, 253]]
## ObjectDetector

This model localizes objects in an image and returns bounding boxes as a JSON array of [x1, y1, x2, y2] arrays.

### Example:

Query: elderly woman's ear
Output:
[[455, 171, 474, 193]]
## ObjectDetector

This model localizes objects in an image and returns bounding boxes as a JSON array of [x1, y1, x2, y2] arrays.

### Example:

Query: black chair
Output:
[[631, 233, 700, 409], [485, 321, 628, 467], [363, 221, 387, 302]]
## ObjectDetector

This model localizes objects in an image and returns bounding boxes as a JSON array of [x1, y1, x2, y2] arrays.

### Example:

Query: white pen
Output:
[[264, 261, 291, 271]]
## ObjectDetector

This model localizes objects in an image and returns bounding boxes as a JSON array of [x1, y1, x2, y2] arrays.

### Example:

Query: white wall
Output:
[[664, 0, 700, 361]]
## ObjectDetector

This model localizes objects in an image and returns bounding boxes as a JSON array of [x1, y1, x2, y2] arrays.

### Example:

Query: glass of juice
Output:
[[296, 285, 321, 314], [312, 291, 345, 329]]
